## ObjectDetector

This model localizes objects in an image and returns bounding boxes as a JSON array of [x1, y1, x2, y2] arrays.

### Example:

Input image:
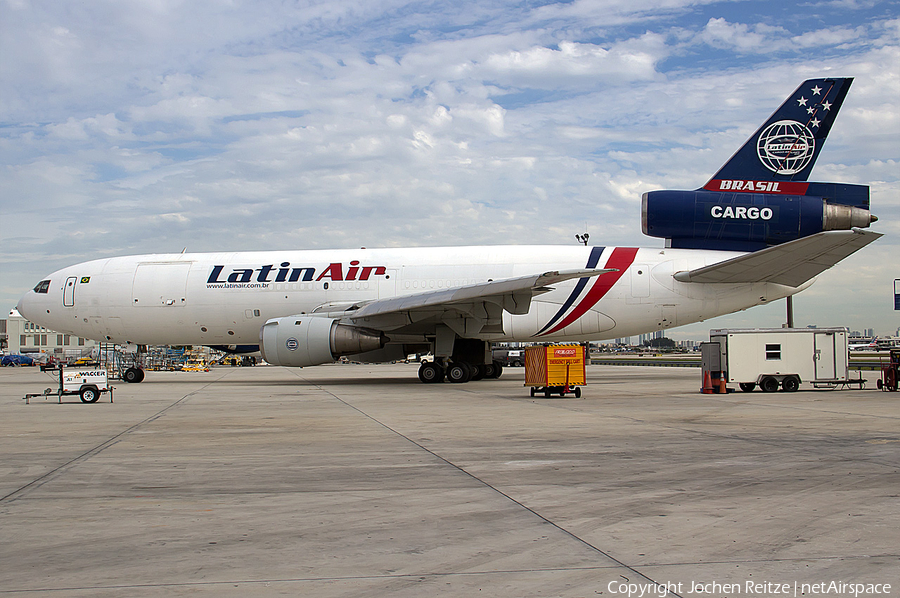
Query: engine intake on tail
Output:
[[259, 316, 388, 367], [641, 183, 876, 251]]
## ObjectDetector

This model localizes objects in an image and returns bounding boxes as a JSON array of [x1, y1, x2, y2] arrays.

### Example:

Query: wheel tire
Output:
[[574, 387, 582, 398], [447, 363, 471, 384], [123, 367, 139, 383], [482, 363, 496, 379], [739, 383, 756, 393], [418, 362, 444, 384], [783, 376, 800, 392], [760, 376, 779, 393], [491, 361, 503, 379], [877, 379, 883, 390], [80, 387, 100, 403], [543, 389, 551, 398], [470, 364, 486, 381], [530, 387, 536, 397]]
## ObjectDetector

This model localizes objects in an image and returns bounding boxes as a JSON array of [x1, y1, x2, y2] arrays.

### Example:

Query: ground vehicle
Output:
[[708, 328, 850, 392], [23, 366, 113, 404], [2, 354, 34, 366], [525, 344, 586, 397], [492, 348, 525, 367], [876, 349, 900, 391]]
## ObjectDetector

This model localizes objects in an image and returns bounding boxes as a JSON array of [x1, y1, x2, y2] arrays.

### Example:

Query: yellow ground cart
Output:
[[525, 344, 587, 397]]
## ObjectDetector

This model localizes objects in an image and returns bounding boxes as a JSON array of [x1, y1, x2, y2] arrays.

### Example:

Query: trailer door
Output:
[[814, 332, 836, 380]]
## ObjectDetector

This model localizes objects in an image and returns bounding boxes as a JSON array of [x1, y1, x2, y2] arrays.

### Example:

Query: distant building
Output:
[[5, 309, 98, 357]]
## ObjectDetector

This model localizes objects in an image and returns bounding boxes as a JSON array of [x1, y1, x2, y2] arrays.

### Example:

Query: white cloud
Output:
[[1, 0, 898, 334]]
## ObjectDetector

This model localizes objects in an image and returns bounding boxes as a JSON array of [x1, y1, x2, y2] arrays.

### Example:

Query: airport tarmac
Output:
[[1, 363, 898, 597]]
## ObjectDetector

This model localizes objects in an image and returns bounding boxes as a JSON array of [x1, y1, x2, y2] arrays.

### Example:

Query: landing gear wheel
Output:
[[418, 362, 445, 384], [483, 362, 497, 379], [123, 367, 144, 383], [760, 376, 779, 393], [782, 376, 800, 392], [80, 387, 100, 403], [739, 383, 756, 393], [470, 364, 486, 381], [490, 360, 503, 379], [447, 363, 472, 383]]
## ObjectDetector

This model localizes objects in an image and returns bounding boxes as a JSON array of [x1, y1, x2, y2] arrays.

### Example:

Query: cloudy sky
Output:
[[2, 0, 898, 339]]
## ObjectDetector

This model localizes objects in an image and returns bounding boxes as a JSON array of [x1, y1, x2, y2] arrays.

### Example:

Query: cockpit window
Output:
[[33, 280, 51, 294]]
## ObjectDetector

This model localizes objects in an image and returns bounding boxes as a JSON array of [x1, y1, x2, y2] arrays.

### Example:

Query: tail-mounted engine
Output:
[[641, 182, 877, 251], [259, 316, 388, 367]]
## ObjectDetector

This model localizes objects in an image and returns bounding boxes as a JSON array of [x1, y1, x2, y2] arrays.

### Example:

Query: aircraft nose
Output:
[[17, 290, 35, 320]]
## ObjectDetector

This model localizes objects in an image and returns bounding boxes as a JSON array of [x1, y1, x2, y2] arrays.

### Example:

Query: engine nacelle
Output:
[[259, 316, 388, 367], [642, 183, 876, 251]]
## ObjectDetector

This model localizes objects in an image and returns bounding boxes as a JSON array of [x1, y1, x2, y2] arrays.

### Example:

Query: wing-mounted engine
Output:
[[642, 183, 876, 251], [259, 316, 388, 367]]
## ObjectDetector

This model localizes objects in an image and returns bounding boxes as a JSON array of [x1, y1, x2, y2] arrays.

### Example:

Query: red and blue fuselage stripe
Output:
[[537, 247, 638, 336]]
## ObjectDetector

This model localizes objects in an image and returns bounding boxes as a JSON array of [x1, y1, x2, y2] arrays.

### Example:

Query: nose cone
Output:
[[16, 291, 34, 319]]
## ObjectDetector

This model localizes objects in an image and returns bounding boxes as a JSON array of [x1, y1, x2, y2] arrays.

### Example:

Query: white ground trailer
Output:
[[709, 327, 849, 392]]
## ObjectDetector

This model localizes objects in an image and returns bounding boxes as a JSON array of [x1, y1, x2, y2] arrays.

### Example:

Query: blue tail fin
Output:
[[704, 77, 853, 190]]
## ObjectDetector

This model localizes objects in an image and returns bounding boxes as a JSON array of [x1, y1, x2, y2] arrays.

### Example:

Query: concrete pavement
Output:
[[1, 363, 897, 596]]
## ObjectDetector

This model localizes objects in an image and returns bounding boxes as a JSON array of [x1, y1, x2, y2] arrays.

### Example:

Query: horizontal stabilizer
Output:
[[673, 229, 881, 287]]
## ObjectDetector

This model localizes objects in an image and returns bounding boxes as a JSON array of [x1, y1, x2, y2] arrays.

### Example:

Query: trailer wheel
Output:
[[760, 376, 779, 393], [782, 376, 800, 393], [80, 386, 100, 403], [574, 387, 581, 398], [530, 387, 536, 397], [739, 383, 756, 392]]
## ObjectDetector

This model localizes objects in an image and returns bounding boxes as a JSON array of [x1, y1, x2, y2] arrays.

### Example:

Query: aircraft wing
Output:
[[673, 229, 882, 287], [341, 268, 617, 336]]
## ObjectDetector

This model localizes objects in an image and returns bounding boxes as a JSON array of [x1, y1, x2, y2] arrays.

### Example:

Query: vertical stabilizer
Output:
[[704, 78, 853, 190]]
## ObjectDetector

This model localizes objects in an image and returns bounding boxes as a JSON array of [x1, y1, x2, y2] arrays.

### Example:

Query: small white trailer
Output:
[[707, 328, 850, 392], [23, 366, 114, 403]]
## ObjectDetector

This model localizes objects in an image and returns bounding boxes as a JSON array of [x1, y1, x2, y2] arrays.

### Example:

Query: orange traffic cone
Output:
[[701, 371, 713, 394]]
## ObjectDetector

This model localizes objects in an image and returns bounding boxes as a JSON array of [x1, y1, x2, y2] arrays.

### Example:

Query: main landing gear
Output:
[[418, 360, 504, 384]]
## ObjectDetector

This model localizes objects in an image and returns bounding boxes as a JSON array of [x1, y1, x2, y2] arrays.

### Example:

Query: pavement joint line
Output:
[[0, 373, 232, 505], [288, 369, 685, 598]]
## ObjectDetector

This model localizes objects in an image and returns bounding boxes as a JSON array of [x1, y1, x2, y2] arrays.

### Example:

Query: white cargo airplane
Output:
[[17, 78, 881, 384]]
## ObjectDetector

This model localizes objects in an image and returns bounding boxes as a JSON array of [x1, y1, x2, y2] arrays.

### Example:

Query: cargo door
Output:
[[377, 269, 398, 299], [63, 276, 77, 307], [631, 264, 650, 298], [814, 332, 836, 380], [132, 262, 191, 307]]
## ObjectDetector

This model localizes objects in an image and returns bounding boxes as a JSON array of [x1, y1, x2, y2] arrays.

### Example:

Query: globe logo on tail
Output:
[[756, 120, 815, 175]]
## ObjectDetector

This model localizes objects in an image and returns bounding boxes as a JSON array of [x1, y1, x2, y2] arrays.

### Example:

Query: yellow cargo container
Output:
[[525, 344, 586, 397]]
